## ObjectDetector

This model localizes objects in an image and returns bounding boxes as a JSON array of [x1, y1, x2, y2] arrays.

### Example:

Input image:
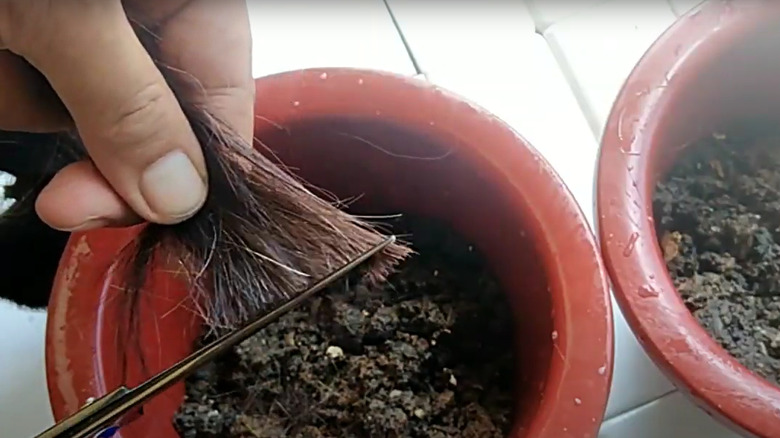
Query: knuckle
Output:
[[105, 81, 171, 150], [0, 0, 52, 50]]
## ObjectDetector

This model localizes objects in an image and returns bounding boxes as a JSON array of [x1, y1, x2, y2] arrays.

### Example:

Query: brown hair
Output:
[[0, 18, 410, 341]]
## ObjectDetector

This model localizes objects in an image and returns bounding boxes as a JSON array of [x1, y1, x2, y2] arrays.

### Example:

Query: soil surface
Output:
[[654, 128, 780, 385], [174, 217, 516, 438]]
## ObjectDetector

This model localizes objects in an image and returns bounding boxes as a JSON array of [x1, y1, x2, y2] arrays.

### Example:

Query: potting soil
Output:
[[655, 128, 780, 386], [173, 217, 516, 438]]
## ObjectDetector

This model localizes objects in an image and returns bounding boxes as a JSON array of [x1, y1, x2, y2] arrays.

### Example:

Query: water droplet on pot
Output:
[[292, 101, 300, 107], [574, 397, 582, 406], [358, 78, 364, 85], [551, 330, 558, 340], [320, 72, 328, 79], [598, 365, 606, 375], [637, 285, 659, 298], [623, 232, 639, 256]]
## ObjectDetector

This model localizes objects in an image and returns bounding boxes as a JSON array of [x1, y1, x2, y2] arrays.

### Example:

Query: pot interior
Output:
[[650, 19, 780, 179], [92, 115, 559, 437]]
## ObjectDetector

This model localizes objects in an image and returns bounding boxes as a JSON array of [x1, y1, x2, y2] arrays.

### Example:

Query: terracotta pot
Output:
[[46, 68, 613, 438], [598, 1, 780, 436]]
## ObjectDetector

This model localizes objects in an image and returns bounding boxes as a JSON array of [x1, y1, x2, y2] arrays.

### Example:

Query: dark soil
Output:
[[654, 128, 780, 384], [173, 217, 516, 438]]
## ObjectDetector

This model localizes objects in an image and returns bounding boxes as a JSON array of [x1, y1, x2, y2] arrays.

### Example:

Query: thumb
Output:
[[6, 0, 207, 225]]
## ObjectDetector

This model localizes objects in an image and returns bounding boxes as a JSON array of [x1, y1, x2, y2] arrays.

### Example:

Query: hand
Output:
[[0, 0, 255, 231]]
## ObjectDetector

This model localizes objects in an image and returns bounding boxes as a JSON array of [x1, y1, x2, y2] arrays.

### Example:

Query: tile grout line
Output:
[[537, 30, 603, 143], [605, 388, 678, 423], [382, 0, 423, 76]]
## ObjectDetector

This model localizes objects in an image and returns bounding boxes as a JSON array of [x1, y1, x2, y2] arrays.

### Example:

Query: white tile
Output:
[[0, 299, 54, 437], [544, 0, 677, 139], [599, 392, 742, 438], [524, 0, 610, 32], [248, 0, 415, 78], [605, 294, 675, 418], [668, 0, 706, 16], [385, 0, 537, 79]]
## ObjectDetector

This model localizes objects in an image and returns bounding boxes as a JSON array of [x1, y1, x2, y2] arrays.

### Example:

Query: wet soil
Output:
[[654, 128, 780, 385], [173, 217, 516, 438]]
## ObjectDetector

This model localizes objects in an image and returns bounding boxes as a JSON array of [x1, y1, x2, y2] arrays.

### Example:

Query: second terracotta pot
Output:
[[599, 1, 780, 436]]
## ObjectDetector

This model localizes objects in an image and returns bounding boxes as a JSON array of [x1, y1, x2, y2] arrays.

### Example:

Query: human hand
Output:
[[0, 0, 255, 231]]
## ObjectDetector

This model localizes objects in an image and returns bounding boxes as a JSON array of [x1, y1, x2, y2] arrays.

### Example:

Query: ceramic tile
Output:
[[543, 0, 677, 139], [247, 0, 415, 78], [524, 0, 610, 32], [0, 300, 53, 437], [599, 392, 741, 438], [668, 0, 706, 16], [384, 0, 537, 80], [605, 295, 675, 419]]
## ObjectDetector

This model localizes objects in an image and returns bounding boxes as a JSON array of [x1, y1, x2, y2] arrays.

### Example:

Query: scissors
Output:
[[33, 235, 397, 438]]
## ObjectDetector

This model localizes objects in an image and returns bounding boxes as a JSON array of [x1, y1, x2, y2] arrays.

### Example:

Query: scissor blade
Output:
[[36, 235, 396, 438]]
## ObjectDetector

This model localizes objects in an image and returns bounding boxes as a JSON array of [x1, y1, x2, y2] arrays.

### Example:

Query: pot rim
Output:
[[597, 1, 780, 436], [46, 67, 613, 437]]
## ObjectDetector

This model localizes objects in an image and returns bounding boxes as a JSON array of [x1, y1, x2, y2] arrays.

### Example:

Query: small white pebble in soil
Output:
[[284, 332, 296, 346], [433, 270, 439, 277], [389, 390, 402, 398], [574, 397, 582, 406], [449, 374, 458, 386], [326, 345, 344, 359], [320, 72, 328, 79], [551, 330, 558, 340], [413, 409, 426, 419], [713, 132, 726, 140], [362, 310, 370, 317], [468, 245, 473, 251]]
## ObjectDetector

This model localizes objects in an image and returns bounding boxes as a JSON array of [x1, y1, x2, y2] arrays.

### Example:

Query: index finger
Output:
[[1, 0, 208, 224], [154, 0, 255, 144]]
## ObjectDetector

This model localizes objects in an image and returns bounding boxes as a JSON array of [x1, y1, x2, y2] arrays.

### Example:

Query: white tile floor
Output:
[[0, 1, 749, 437]]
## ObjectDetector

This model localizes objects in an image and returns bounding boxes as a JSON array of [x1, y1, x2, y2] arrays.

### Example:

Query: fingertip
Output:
[[139, 150, 207, 224]]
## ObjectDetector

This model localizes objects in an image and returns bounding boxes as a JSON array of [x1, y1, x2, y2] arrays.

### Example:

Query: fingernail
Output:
[[61, 218, 112, 232], [140, 150, 206, 222]]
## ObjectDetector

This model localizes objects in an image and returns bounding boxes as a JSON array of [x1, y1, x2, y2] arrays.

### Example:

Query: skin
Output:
[[0, 0, 255, 231]]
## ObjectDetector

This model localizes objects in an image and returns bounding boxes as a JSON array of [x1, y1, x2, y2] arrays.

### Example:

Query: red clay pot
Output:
[[46, 68, 613, 438], [598, 1, 780, 436]]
